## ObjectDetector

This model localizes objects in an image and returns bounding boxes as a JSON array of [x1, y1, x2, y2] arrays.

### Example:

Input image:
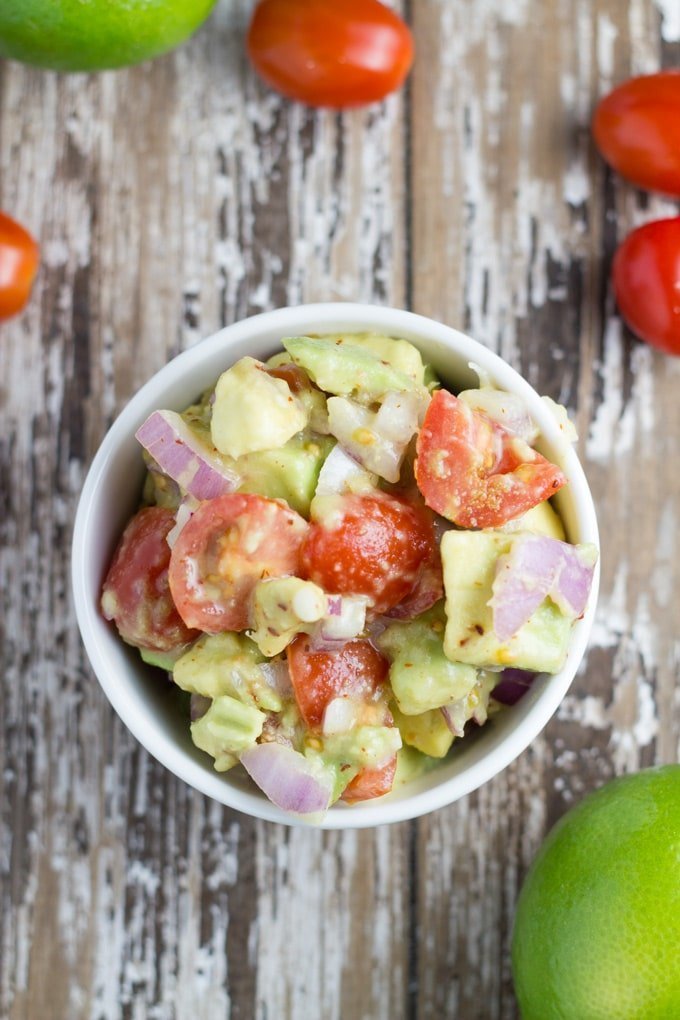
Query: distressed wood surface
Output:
[[1, 1, 678, 1018]]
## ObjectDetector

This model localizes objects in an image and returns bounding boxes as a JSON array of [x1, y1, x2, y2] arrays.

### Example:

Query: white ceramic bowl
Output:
[[72, 303, 599, 828]]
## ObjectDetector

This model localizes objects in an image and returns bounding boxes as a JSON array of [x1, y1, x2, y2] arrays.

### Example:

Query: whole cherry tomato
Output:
[[612, 217, 680, 356], [592, 71, 680, 196], [0, 212, 39, 320], [246, 0, 414, 108]]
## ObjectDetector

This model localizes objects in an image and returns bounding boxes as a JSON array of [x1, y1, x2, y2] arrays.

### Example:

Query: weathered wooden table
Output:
[[1, 2, 678, 1017]]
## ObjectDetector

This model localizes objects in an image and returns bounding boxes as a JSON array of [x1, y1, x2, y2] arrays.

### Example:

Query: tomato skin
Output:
[[168, 493, 308, 634], [247, 0, 414, 108], [101, 506, 198, 652], [612, 217, 680, 356], [301, 492, 435, 615], [287, 636, 389, 728], [592, 71, 680, 197], [0, 212, 39, 320], [342, 754, 397, 803], [415, 391, 566, 529]]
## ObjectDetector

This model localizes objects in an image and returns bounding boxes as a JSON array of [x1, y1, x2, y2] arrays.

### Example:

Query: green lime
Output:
[[0, 0, 218, 72], [512, 765, 680, 1020]]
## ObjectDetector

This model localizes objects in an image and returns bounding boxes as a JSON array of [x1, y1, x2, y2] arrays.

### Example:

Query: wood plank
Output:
[[409, 1, 679, 1017], [0, 3, 413, 1018]]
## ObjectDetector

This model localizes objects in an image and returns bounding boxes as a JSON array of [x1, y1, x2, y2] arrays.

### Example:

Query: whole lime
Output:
[[0, 0, 218, 72], [512, 765, 680, 1020]]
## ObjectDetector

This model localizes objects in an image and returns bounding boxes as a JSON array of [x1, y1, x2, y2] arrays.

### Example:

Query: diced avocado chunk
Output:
[[282, 336, 418, 402], [441, 531, 573, 673], [235, 432, 334, 516], [423, 362, 441, 392], [319, 725, 402, 770], [140, 646, 190, 671], [173, 632, 282, 712], [191, 695, 265, 771], [318, 332, 426, 385], [500, 500, 566, 541], [376, 603, 478, 715], [248, 577, 327, 657], [391, 702, 454, 758], [393, 744, 442, 787], [211, 356, 308, 458]]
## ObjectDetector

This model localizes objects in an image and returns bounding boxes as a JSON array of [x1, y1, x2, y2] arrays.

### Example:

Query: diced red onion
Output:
[[308, 595, 369, 650], [260, 658, 293, 697], [490, 669, 537, 706], [440, 701, 467, 738], [458, 388, 539, 445], [315, 444, 374, 497], [190, 694, 211, 721], [136, 410, 239, 501], [490, 535, 598, 641], [240, 743, 333, 816]]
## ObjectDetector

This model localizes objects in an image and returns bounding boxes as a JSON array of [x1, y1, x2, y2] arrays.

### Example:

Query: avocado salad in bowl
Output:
[[72, 304, 599, 827]]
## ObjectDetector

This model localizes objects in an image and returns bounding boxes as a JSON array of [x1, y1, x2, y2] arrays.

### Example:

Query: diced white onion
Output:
[[458, 388, 539, 445]]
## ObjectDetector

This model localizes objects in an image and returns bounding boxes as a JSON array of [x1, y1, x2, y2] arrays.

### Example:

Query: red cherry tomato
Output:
[[168, 493, 308, 634], [592, 71, 680, 196], [287, 636, 389, 728], [101, 507, 198, 652], [342, 755, 397, 803], [301, 492, 436, 615], [0, 212, 39, 320], [612, 217, 680, 356], [415, 391, 566, 529], [247, 0, 414, 108]]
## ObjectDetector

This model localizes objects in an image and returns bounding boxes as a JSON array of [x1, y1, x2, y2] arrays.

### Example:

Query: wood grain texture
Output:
[[0, 1, 678, 1018]]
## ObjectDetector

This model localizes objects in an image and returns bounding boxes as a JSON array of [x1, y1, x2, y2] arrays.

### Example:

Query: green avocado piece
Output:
[[248, 577, 327, 657], [392, 744, 442, 787], [391, 702, 454, 758], [173, 632, 282, 712], [441, 530, 573, 672], [323, 332, 426, 385], [282, 336, 418, 402], [377, 603, 479, 715], [211, 356, 308, 458], [190, 695, 265, 772], [320, 725, 403, 771], [140, 646, 190, 671], [500, 500, 566, 541], [235, 432, 334, 517]]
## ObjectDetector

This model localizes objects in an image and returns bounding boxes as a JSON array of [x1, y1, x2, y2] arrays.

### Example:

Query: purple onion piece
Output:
[[490, 535, 598, 641], [136, 409, 239, 501], [490, 669, 537, 706], [240, 743, 333, 816]]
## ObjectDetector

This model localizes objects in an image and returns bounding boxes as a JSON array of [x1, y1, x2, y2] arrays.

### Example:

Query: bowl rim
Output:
[[72, 302, 600, 829]]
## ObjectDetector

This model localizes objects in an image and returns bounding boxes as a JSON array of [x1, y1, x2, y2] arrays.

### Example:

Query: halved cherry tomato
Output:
[[168, 493, 308, 633], [415, 390, 566, 529], [612, 217, 680, 356], [301, 492, 435, 614], [247, 0, 414, 109], [0, 212, 39, 320], [287, 636, 389, 727], [342, 755, 397, 803], [101, 506, 198, 652], [385, 497, 443, 619], [592, 71, 680, 197]]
